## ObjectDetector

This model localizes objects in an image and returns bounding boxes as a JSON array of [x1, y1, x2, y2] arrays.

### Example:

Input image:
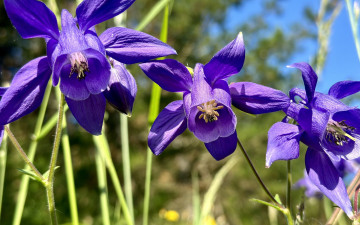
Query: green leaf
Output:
[[251, 198, 284, 212], [43, 166, 60, 180], [17, 169, 43, 184], [275, 194, 283, 205], [136, 0, 171, 32]]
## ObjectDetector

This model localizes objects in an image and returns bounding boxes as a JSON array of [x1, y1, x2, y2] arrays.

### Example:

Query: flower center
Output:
[[69, 52, 90, 80], [197, 100, 224, 123], [326, 120, 356, 146]]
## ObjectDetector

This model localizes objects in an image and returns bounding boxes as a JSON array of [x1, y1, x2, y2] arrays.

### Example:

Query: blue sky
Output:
[[222, 0, 360, 93]]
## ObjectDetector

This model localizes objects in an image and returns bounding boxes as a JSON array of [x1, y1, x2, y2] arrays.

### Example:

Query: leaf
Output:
[[275, 194, 283, 205], [17, 168, 43, 184], [250, 198, 284, 212], [43, 166, 60, 180]]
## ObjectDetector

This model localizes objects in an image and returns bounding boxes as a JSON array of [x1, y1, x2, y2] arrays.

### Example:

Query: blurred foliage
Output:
[[0, 0, 348, 224]]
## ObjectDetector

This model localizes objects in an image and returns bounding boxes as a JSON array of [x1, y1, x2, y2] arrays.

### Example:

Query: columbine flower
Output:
[[2, 0, 176, 134], [139, 33, 246, 160], [234, 62, 360, 218]]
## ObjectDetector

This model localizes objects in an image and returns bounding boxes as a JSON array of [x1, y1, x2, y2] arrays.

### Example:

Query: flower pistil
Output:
[[197, 100, 224, 123], [69, 52, 89, 80], [326, 120, 356, 146]]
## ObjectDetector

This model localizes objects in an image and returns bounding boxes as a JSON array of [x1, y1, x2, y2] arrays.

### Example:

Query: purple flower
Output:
[[139, 33, 245, 160], [235, 62, 360, 218], [2, 0, 176, 134]]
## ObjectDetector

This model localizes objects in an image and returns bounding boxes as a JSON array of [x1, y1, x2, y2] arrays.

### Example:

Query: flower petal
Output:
[[0, 57, 51, 125], [229, 82, 290, 114], [204, 131, 237, 160], [289, 88, 307, 103], [312, 92, 350, 114], [305, 148, 353, 218], [100, 27, 177, 64], [148, 100, 187, 155], [266, 122, 301, 167], [287, 62, 317, 103], [0, 88, 8, 96], [203, 32, 245, 84], [328, 81, 360, 100], [65, 94, 106, 135], [4, 0, 59, 39], [76, 0, 136, 32], [103, 60, 137, 115], [139, 59, 193, 92]]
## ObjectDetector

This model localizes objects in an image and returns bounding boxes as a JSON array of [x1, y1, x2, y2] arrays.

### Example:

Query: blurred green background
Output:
[[0, 0, 353, 224]]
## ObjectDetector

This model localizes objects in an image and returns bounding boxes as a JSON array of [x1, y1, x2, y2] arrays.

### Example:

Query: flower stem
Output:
[[5, 126, 44, 181], [93, 134, 134, 225], [45, 93, 65, 225], [286, 160, 292, 210], [143, 147, 153, 225], [61, 119, 79, 225], [12, 81, 52, 225], [121, 114, 134, 222], [95, 147, 111, 225], [345, 0, 360, 62], [236, 137, 279, 206], [0, 132, 7, 221]]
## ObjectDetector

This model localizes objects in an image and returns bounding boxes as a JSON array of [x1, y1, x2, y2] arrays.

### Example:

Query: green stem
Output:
[[5, 126, 44, 180], [45, 93, 65, 225], [236, 137, 279, 205], [61, 119, 79, 225], [93, 134, 134, 225], [12, 81, 52, 225], [0, 132, 7, 221], [143, 147, 153, 225], [346, 0, 360, 61], [286, 160, 291, 211], [283, 208, 294, 225], [121, 114, 134, 222], [95, 147, 111, 225]]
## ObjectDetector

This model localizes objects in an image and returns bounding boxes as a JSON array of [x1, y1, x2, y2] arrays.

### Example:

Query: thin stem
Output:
[[0, 132, 7, 221], [12, 81, 52, 225], [93, 134, 134, 225], [61, 119, 79, 225], [143, 147, 153, 225], [286, 160, 292, 210], [355, 186, 360, 215], [283, 208, 294, 225], [5, 126, 44, 180], [346, 0, 360, 62], [45, 93, 65, 225], [95, 147, 111, 225], [121, 114, 134, 222], [236, 137, 279, 206]]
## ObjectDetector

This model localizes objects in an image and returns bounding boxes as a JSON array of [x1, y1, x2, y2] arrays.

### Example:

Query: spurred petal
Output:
[[100, 27, 176, 64], [103, 60, 137, 115], [140, 59, 193, 92], [4, 0, 59, 39], [66, 94, 106, 135], [76, 0, 135, 32], [0, 57, 51, 125], [287, 62, 317, 103], [204, 32, 245, 84], [289, 88, 307, 103], [328, 81, 360, 99], [148, 100, 187, 155], [305, 149, 353, 218], [229, 82, 290, 114], [204, 131, 237, 160], [266, 122, 302, 167]]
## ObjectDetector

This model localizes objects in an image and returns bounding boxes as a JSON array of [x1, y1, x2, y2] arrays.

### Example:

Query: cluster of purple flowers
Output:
[[2, 0, 360, 219]]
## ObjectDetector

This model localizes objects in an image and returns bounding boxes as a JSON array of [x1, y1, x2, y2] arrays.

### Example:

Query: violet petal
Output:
[[204, 131, 237, 160], [266, 122, 302, 167], [66, 94, 106, 135], [148, 100, 187, 155], [140, 59, 193, 92], [0, 57, 51, 124], [287, 62, 317, 103], [100, 27, 177, 64], [305, 148, 353, 218], [204, 32, 245, 84], [103, 60, 137, 115], [4, 0, 59, 39], [230, 82, 290, 114], [76, 0, 135, 32], [328, 81, 360, 99]]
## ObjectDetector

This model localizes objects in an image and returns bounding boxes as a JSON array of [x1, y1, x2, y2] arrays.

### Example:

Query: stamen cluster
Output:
[[197, 100, 224, 123], [325, 120, 356, 146], [69, 52, 90, 80]]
